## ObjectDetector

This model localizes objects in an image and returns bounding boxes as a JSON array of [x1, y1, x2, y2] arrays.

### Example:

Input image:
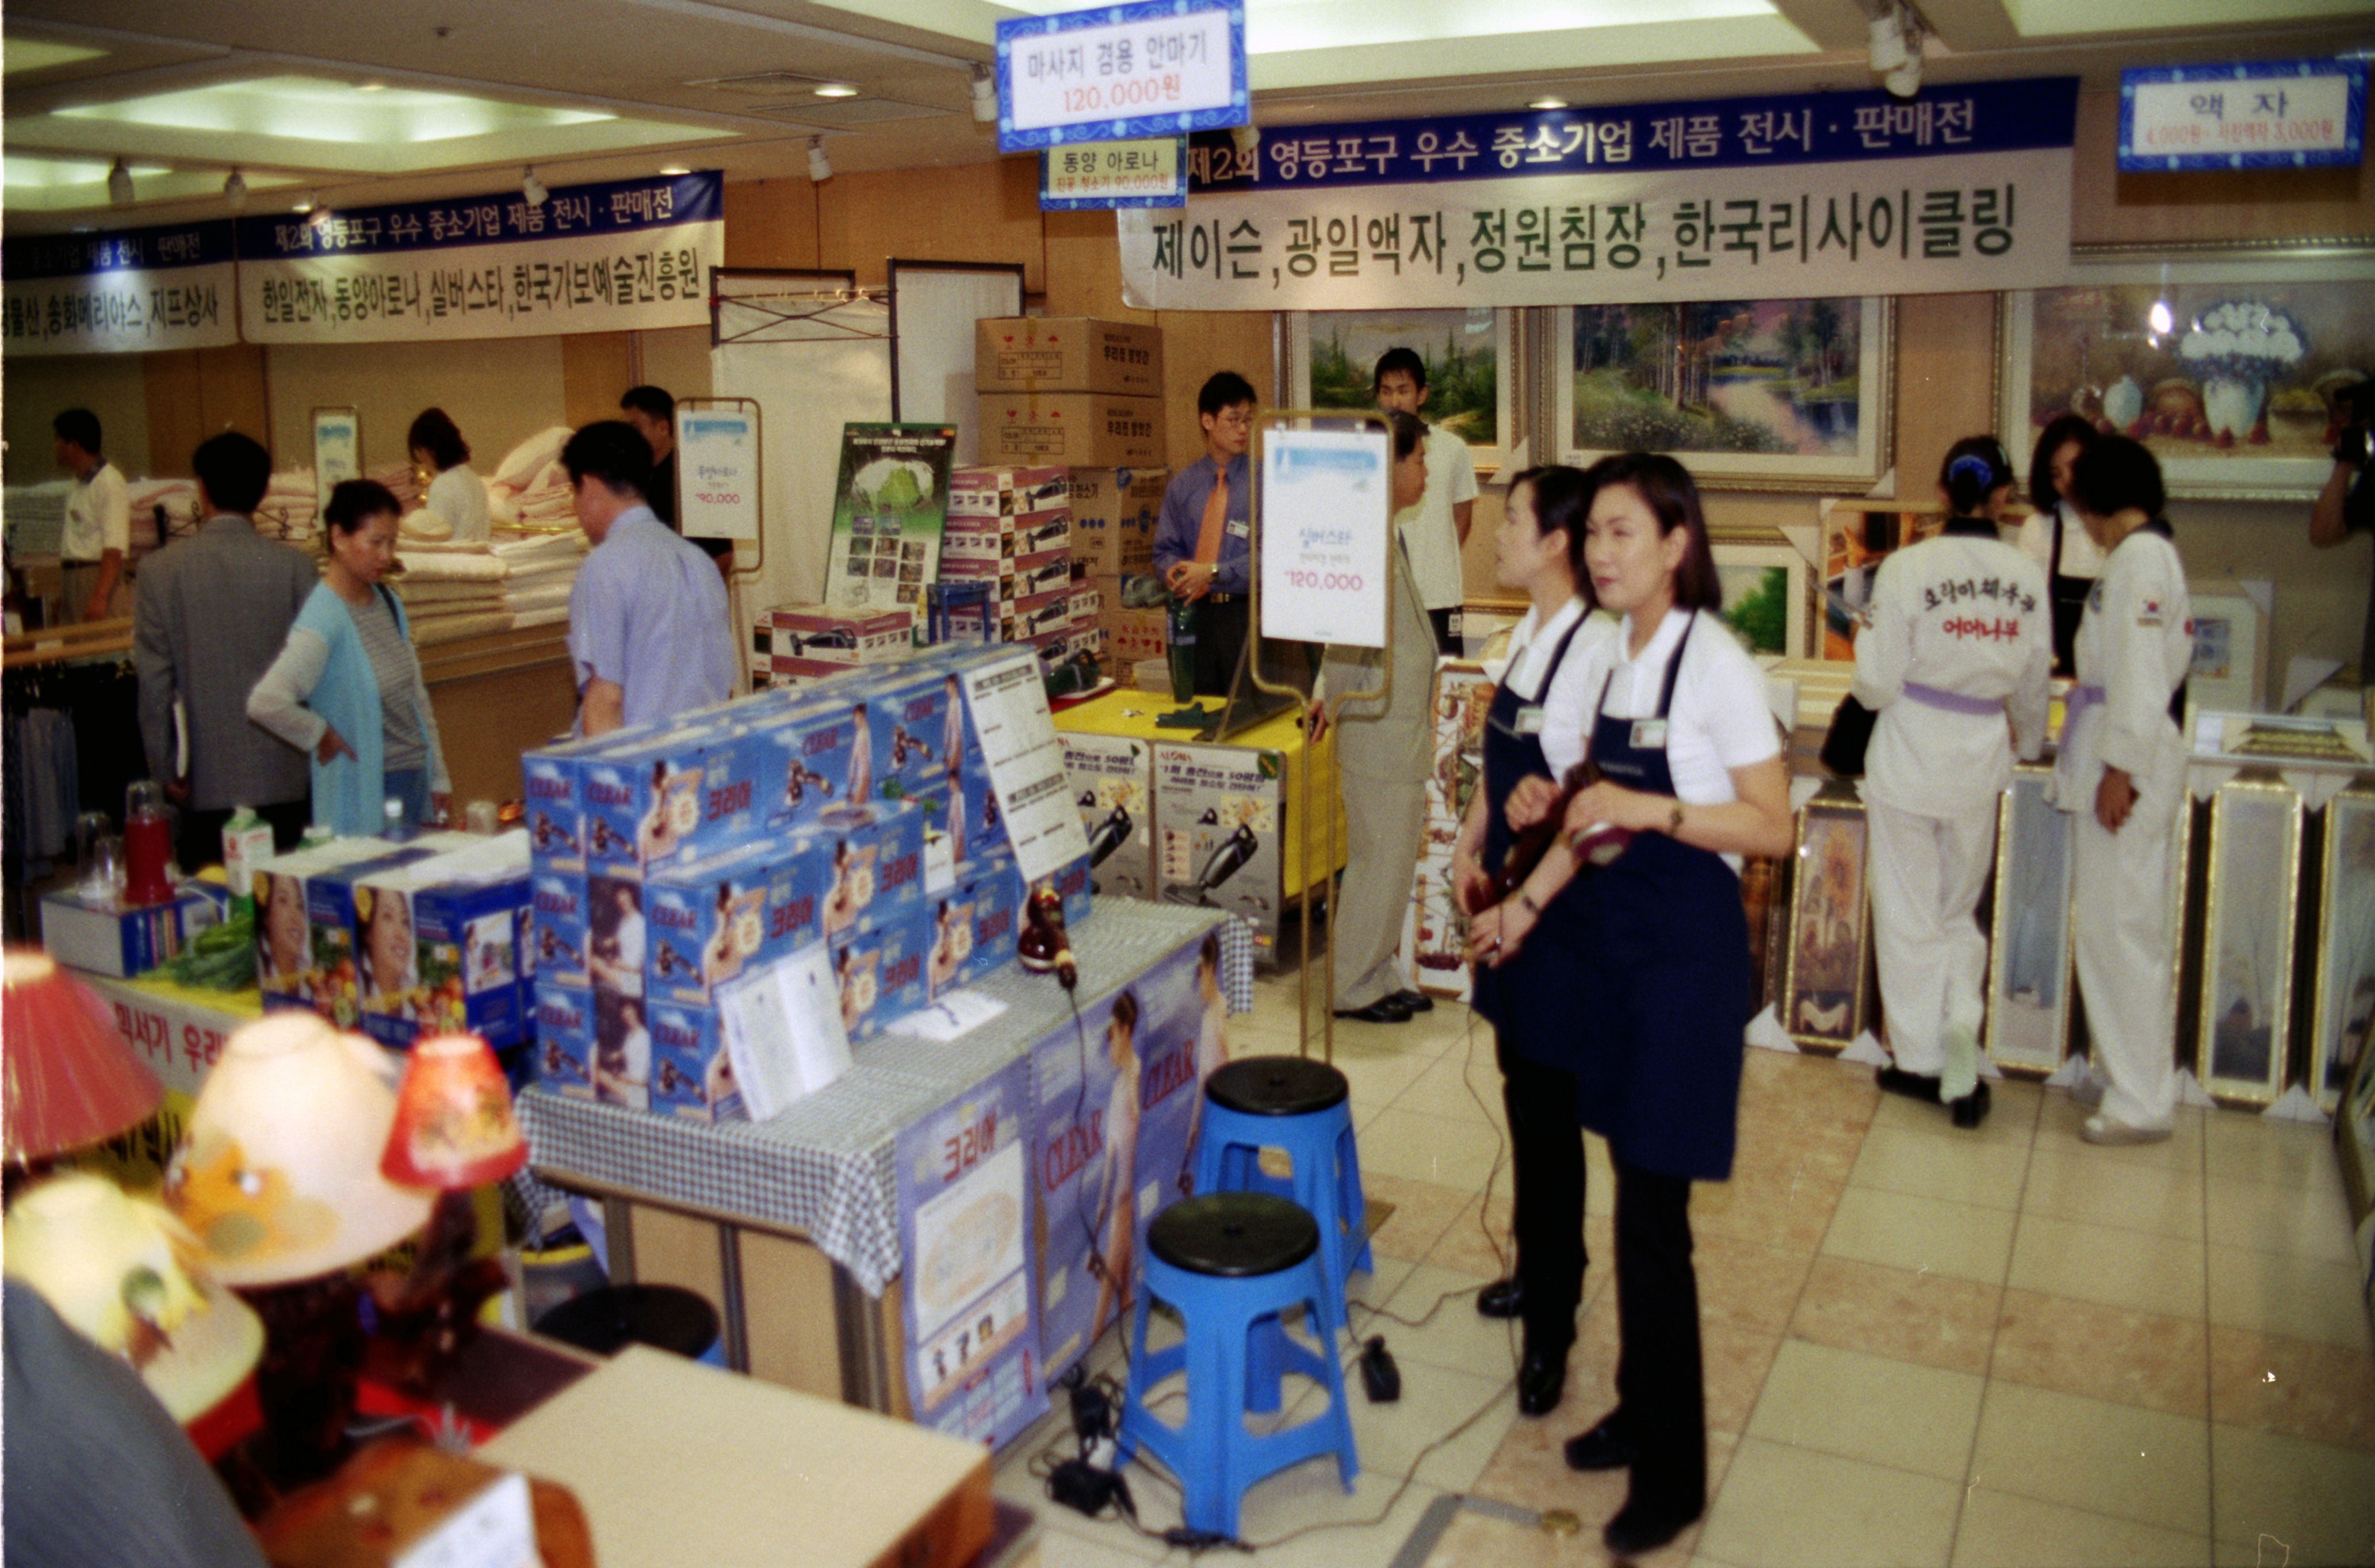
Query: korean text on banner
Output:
[[2120, 59, 2367, 171], [997, 0, 1248, 154], [1120, 78, 2079, 309], [1260, 427, 1393, 649], [238, 172, 722, 344], [3, 220, 240, 355]]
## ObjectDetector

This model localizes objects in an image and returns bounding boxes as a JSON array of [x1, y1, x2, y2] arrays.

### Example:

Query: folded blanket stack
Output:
[[257, 469, 319, 545], [486, 426, 580, 533], [124, 479, 200, 552]]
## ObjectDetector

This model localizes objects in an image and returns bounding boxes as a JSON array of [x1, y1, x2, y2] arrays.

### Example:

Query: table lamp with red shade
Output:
[[3, 946, 163, 1179]]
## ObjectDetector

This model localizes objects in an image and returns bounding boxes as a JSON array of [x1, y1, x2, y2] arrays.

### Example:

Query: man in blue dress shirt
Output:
[[564, 421, 736, 736], [1153, 371, 1257, 697]]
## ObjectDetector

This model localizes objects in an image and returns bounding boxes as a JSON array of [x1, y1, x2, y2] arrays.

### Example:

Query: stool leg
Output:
[[1245, 1309, 1287, 1414], [1337, 1121, 1374, 1276], [1182, 1296, 1241, 1539]]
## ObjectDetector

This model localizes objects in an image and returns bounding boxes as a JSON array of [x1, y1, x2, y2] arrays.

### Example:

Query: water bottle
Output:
[[1166, 596, 1198, 705], [383, 796, 410, 843]]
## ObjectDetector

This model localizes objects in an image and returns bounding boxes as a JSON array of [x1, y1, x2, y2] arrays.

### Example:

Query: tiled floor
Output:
[[993, 967, 2375, 1567]]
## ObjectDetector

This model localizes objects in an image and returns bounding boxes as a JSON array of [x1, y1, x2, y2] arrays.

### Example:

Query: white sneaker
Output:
[[2080, 1112, 2171, 1146]]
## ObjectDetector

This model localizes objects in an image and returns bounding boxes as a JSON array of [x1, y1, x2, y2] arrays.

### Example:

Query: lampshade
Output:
[[382, 1034, 528, 1189], [3, 1172, 264, 1421], [163, 1012, 434, 1287], [3, 947, 164, 1164]]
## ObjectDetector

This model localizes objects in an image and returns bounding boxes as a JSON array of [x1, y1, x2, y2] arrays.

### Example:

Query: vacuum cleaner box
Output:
[[531, 980, 596, 1100], [528, 868, 591, 986], [1060, 731, 1154, 901], [645, 835, 829, 1009], [832, 898, 934, 1041]]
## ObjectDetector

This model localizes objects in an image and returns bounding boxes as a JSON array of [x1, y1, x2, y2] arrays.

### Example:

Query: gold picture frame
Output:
[[1780, 784, 1870, 1054], [2310, 777, 2375, 1117], [1986, 766, 2076, 1079], [2197, 770, 2304, 1107]]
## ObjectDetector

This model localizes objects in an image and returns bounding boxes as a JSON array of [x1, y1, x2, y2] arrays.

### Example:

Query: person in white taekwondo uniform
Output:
[[2052, 435, 2193, 1144], [1853, 437, 2051, 1127]]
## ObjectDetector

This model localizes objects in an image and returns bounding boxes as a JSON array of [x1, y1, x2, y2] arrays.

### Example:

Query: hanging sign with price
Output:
[[675, 404, 759, 542], [997, 0, 1247, 154]]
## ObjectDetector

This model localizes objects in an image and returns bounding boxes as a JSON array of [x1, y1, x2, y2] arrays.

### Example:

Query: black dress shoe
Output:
[[1950, 1079, 1992, 1129], [1603, 1497, 1701, 1558], [1516, 1340, 1569, 1417], [1389, 989, 1435, 1013], [1563, 1412, 1640, 1472], [1333, 997, 1412, 1023], [1475, 1277, 1523, 1319], [1875, 1065, 1944, 1103]]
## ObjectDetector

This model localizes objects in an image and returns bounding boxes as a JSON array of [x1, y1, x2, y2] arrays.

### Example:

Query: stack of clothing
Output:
[[255, 469, 320, 545], [373, 460, 423, 513], [123, 479, 199, 552], [391, 532, 588, 647], [484, 427, 579, 533]]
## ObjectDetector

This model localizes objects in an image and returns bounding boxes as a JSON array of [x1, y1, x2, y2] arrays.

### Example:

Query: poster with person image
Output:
[[823, 423, 956, 611], [1029, 938, 1206, 1387], [2200, 775, 2303, 1106], [2312, 788, 2375, 1114]]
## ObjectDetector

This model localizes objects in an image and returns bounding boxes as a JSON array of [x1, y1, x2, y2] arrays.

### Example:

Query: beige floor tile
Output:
[[2203, 1171, 2359, 1265], [1225, 1470, 1452, 1567], [1967, 1380, 2212, 1534], [1788, 1254, 2003, 1378], [1422, 1193, 1516, 1282], [2004, 1213, 2208, 1318], [1867, 1079, 2040, 1148], [1990, 1287, 2210, 1420], [2206, 1244, 2375, 1352], [2202, 1108, 2346, 1190], [1030, 1521, 1175, 1566], [1819, 1186, 2018, 1286], [1949, 1487, 2213, 1568], [2208, 1422, 2375, 1563], [1417, 1505, 1602, 1568], [1693, 1164, 1848, 1255], [2032, 1093, 2208, 1168], [1395, 1049, 1512, 1125], [1357, 1104, 1512, 1191], [1452, 1429, 1742, 1568], [1846, 1123, 2033, 1209], [1360, 1172, 1475, 1264], [1333, 1358, 1521, 1495], [1375, 1261, 1529, 1380], [2020, 1143, 2204, 1241], [1695, 1435, 1961, 1568], [1693, 1232, 1816, 1337], [2208, 1324, 2375, 1451], [1743, 1338, 1984, 1480], [1700, 1320, 1786, 1439]]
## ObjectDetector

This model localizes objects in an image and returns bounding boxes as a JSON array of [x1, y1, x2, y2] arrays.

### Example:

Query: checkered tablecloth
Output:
[[514, 901, 1247, 1297]]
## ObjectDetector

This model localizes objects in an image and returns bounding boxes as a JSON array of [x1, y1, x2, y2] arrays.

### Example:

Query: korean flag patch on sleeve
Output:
[[2137, 596, 2164, 627]]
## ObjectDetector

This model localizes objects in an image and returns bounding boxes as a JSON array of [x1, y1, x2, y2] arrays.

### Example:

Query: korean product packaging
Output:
[[355, 831, 531, 1051], [531, 980, 596, 1101], [644, 835, 829, 1008]]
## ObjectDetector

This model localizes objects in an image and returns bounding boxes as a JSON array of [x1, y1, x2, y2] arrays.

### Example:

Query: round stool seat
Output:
[[1205, 1055, 1348, 1118], [533, 1283, 719, 1359], [1148, 1192, 1318, 1278]]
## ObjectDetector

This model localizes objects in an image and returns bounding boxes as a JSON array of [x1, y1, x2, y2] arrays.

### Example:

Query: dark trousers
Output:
[[1193, 595, 1250, 697], [1613, 1159, 1705, 1515], [177, 798, 309, 874], [1497, 1030, 1585, 1350], [1426, 606, 1463, 656]]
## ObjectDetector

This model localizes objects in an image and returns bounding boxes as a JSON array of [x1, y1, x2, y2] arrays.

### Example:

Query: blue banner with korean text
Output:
[[1121, 79, 2079, 309], [3, 219, 240, 355], [236, 171, 723, 343]]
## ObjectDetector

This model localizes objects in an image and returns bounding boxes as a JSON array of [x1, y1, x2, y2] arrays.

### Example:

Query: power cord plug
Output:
[[1049, 1457, 1135, 1520], [1358, 1334, 1401, 1403]]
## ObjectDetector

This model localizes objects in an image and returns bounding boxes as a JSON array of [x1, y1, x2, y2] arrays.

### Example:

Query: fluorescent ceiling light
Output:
[[53, 74, 614, 145], [1529, 97, 1570, 109], [987, 0, 1772, 53], [814, 82, 861, 97], [659, 164, 693, 175], [3, 39, 109, 75]]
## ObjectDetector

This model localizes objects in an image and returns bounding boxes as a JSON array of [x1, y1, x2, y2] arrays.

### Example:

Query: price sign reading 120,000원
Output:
[[997, 0, 1246, 155]]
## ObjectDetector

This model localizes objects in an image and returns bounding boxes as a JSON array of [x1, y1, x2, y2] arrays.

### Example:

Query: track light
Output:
[[1883, 53, 1923, 99], [807, 136, 832, 182], [223, 169, 248, 211], [107, 158, 134, 206], [1870, 2, 1924, 98], [970, 63, 998, 124], [521, 166, 548, 207], [1867, 5, 1907, 74]]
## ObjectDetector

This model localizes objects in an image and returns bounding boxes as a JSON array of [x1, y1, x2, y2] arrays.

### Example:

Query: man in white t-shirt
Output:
[[53, 408, 130, 623], [1374, 349, 1479, 653]]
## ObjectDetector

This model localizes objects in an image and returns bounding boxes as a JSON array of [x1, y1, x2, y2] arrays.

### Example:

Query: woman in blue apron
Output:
[[1470, 452, 1793, 1558], [1457, 464, 1612, 1420]]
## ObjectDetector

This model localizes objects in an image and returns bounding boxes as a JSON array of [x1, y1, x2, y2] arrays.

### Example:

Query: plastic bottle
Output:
[[382, 796, 409, 843], [221, 805, 273, 921], [122, 781, 177, 908]]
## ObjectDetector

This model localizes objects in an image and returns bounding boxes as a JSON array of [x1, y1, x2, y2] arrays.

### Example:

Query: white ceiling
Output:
[[3, 0, 2369, 232]]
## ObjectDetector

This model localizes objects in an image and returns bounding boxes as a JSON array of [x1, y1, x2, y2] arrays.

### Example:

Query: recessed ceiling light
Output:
[[813, 82, 859, 98], [1529, 97, 1569, 110], [658, 164, 691, 175], [357, 81, 387, 93]]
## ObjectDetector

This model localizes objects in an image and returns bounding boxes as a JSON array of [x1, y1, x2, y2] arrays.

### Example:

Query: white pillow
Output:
[[491, 426, 575, 491]]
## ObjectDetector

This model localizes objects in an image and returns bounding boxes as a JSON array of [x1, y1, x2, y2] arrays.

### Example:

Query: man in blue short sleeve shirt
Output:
[[1152, 370, 1257, 697], [564, 420, 735, 736]]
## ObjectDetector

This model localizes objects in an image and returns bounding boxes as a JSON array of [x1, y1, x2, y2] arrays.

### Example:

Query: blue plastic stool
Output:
[[1191, 1055, 1370, 1342], [1115, 1193, 1359, 1540]]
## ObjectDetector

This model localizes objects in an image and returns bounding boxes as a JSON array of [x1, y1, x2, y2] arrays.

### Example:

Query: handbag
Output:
[[1819, 694, 1877, 778]]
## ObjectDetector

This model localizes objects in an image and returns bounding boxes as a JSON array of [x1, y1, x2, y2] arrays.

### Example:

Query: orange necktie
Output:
[[1192, 468, 1229, 567]]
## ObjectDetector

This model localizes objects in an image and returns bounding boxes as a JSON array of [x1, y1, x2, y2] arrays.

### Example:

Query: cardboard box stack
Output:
[[1067, 466, 1169, 681], [523, 645, 1089, 1123], [943, 466, 1080, 668], [751, 603, 916, 693], [973, 317, 1164, 469]]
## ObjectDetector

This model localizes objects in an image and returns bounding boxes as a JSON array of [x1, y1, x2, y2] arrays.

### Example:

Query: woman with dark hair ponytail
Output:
[[1852, 437, 2052, 1125]]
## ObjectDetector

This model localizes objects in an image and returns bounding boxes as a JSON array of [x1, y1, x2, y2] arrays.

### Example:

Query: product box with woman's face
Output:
[[269, 840, 439, 1027], [832, 899, 934, 1042], [355, 832, 531, 1051], [813, 801, 927, 946]]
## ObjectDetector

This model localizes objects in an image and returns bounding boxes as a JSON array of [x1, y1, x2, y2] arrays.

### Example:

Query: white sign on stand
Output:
[[1259, 425, 1392, 649], [957, 651, 1092, 882], [676, 406, 760, 542]]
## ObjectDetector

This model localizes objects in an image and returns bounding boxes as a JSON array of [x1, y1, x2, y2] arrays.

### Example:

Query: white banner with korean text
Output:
[[237, 173, 722, 345], [1120, 146, 2072, 309]]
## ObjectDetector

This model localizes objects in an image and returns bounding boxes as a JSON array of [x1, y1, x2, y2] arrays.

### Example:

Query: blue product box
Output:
[[852, 664, 966, 810], [647, 997, 743, 1122], [645, 836, 828, 1007], [36, 887, 220, 981], [814, 801, 927, 945], [522, 733, 617, 873], [754, 705, 870, 835], [357, 833, 531, 1051], [303, 847, 439, 1028], [928, 850, 1024, 996], [584, 871, 649, 1001], [583, 714, 778, 877], [529, 870, 590, 986], [531, 980, 596, 1101], [832, 900, 934, 1042]]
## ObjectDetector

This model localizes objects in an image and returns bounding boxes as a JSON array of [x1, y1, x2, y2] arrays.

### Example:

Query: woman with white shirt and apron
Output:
[[1470, 453, 1793, 1556], [1854, 437, 2053, 1126], [2018, 414, 2102, 675], [1455, 464, 1613, 1420], [2054, 435, 2193, 1144]]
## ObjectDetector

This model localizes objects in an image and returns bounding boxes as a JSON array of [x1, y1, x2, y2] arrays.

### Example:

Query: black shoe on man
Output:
[[1333, 996, 1412, 1023], [1564, 1410, 1640, 1472], [1517, 1337, 1570, 1417], [1475, 1277, 1523, 1320]]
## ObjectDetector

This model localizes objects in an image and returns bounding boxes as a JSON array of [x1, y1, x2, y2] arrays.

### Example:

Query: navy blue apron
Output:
[[1508, 613, 1749, 1183]]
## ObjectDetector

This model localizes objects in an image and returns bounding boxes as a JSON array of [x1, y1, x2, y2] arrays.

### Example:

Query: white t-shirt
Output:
[[62, 462, 131, 563], [1566, 606, 1782, 808], [1398, 422, 1480, 610], [426, 465, 491, 545], [1487, 596, 1617, 778]]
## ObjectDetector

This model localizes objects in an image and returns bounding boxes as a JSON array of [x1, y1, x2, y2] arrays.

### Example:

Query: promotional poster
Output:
[[1063, 732, 1155, 901], [823, 423, 958, 613], [1153, 743, 1283, 954]]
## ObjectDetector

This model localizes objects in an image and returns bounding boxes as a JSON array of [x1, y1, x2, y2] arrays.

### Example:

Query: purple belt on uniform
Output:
[[1900, 681, 2003, 717]]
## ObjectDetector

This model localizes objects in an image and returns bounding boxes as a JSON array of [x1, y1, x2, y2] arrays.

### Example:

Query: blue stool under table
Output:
[[1116, 1191, 1359, 1540], [1191, 1054, 1370, 1343]]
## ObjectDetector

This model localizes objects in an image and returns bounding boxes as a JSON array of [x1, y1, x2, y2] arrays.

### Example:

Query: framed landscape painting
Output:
[[1288, 308, 1509, 470]]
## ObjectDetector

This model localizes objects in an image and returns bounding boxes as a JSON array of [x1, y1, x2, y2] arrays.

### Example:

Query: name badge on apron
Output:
[[1630, 718, 1669, 751], [1515, 706, 1546, 736], [1226, 517, 1249, 537]]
